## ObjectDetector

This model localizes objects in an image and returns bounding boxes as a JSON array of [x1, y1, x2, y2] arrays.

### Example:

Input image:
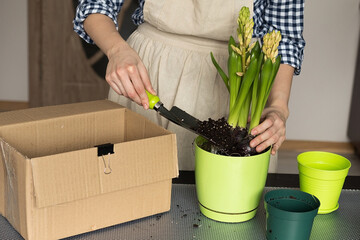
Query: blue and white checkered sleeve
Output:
[[132, 0, 145, 25], [73, 0, 124, 44], [253, 0, 306, 75]]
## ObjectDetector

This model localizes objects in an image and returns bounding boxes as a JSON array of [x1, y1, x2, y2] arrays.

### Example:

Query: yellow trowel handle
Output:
[[146, 90, 161, 110]]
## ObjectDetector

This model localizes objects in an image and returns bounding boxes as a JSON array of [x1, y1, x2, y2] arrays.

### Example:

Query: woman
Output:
[[73, 0, 305, 171]]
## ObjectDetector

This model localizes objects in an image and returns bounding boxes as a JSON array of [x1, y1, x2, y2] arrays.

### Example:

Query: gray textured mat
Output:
[[1, 185, 359, 240]]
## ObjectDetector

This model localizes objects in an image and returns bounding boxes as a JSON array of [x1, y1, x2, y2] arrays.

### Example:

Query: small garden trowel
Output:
[[146, 91, 201, 134], [146, 91, 228, 151]]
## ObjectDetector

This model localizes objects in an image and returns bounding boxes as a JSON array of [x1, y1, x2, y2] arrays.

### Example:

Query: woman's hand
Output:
[[250, 106, 288, 155], [249, 63, 294, 155], [106, 42, 155, 109], [83, 13, 156, 109]]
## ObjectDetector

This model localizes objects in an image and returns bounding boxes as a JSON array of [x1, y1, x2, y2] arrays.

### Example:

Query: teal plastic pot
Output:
[[195, 136, 270, 223], [264, 189, 320, 240]]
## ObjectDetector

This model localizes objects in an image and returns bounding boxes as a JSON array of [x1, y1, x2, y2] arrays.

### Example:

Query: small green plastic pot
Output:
[[195, 136, 270, 223], [297, 151, 351, 214], [264, 189, 320, 240]]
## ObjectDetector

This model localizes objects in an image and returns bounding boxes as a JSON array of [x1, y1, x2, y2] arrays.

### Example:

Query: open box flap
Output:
[[0, 100, 123, 127], [30, 134, 178, 208]]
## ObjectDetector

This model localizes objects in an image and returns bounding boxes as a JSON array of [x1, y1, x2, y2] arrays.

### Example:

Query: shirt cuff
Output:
[[278, 37, 305, 75], [73, 2, 120, 44]]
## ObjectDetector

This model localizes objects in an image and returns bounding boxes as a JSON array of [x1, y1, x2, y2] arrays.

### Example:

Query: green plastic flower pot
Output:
[[297, 151, 351, 214], [264, 189, 320, 240], [195, 136, 270, 223]]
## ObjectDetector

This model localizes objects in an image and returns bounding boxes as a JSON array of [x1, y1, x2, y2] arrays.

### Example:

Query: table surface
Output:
[[1, 175, 360, 240], [174, 172, 360, 190]]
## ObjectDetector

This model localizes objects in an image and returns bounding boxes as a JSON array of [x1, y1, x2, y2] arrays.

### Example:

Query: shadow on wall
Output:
[[347, 30, 360, 157]]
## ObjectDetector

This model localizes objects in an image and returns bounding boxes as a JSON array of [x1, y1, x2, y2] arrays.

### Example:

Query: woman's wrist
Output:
[[266, 101, 289, 120], [265, 64, 294, 120], [84, 13, 127, 58], [104, 32, 128, 59]]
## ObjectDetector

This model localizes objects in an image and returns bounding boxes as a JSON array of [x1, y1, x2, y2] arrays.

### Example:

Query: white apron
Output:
[[108, 0, 278, 172]]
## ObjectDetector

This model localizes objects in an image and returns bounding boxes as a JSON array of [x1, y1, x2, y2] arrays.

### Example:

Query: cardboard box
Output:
[[0, 100, 178, 240]]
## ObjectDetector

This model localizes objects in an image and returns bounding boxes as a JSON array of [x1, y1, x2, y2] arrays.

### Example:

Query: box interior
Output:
[[0, 108, 169, 158]]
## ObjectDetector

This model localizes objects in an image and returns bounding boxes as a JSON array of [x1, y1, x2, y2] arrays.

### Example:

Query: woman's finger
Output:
[[251, 117, 273, 136], [127, 64, 150, 109], [112, 76, 127, 97], [253, 127, 279, 152], [106, 71, 125, 96], [271, 135, 286, 155], [116, 67, 142, 105], [138, 63, 156, 94]]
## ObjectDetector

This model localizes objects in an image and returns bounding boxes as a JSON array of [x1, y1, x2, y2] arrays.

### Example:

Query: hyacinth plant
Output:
[[205, 6, 282, 155]]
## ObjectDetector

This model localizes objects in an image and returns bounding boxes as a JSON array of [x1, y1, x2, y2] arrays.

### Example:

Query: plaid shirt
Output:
[[74, 0, 305, 75]]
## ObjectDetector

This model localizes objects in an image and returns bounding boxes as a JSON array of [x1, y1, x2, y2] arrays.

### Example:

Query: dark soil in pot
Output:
[[196, 117, 260, 156]]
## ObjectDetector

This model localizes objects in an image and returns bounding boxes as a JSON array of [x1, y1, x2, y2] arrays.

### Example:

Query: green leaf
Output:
[[249, 58, 272, 132], [228, 56, 258, 127], [210, 52, 229, 92]]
